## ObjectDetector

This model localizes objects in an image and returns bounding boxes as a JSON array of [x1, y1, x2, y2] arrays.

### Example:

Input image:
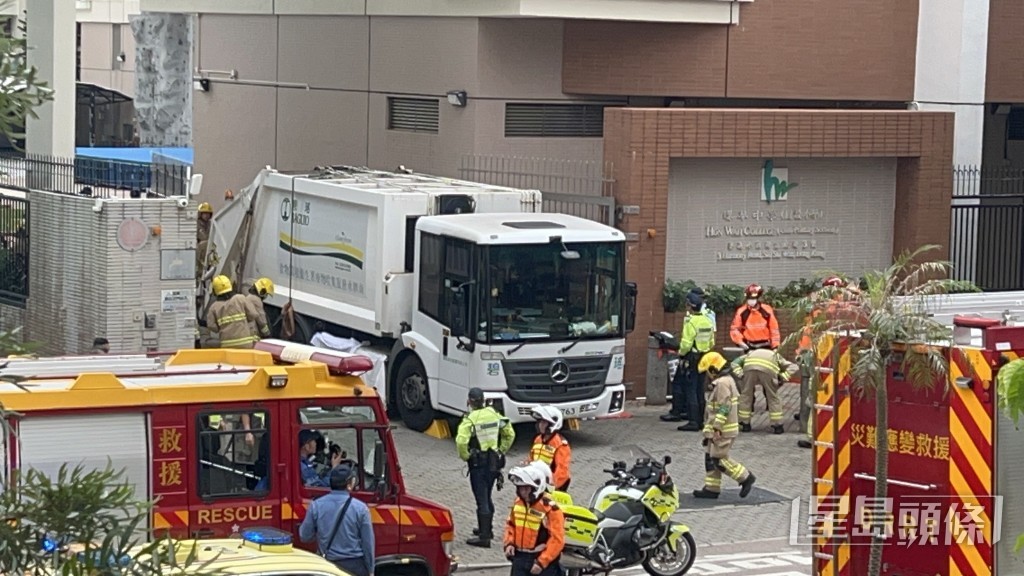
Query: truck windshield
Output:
[[481, 241, 623, 344]]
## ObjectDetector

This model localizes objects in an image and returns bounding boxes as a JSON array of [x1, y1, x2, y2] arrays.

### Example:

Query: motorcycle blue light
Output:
[[241, 527, 292, 546], [40, 536, 59, 553]]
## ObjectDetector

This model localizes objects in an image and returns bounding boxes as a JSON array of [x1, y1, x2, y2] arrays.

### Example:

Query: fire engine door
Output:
[[186, 403, 281, 539], [290, 402, 401, 556]]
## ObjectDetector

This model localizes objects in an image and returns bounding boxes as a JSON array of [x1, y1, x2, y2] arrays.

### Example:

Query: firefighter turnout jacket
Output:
[[730, 303, 781, 349], [245, 293, 272, 339], [456, 406, 515, 464], [731, 349, 799, 381], [206, 293, 263, 349], [704, 371, 741, 439], [529, 433, 571, 491], [504, 496, 565, 568], [679, 311, 715, 356]]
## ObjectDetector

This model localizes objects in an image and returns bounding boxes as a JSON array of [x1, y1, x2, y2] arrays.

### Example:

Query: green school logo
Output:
[[761, 159, 798, 203]]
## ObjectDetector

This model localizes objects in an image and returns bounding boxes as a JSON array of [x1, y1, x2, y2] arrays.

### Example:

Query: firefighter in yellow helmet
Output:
[[244, 277, 274, 340], [692, 351, 757, 499], [197, 202, 214, 244], [204, 275, 263, 349], [196, 202, 214, 280]]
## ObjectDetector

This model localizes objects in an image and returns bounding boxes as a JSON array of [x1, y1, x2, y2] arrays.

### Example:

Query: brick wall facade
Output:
[[564, 0, 918, 101], [26, 191, 198, 355], [605, 108, 954, 398], [986, 0, 1024, 102]]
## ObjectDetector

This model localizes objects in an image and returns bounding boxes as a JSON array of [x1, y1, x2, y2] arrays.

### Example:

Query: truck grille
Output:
[[502, 356, 611, 403]]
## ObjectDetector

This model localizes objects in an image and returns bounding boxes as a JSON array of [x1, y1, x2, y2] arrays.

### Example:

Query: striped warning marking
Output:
[[153, 509, 188, 529], [283, 501, 452, 528], [948, 348, 995, 576], [812, 334, 851, 576]]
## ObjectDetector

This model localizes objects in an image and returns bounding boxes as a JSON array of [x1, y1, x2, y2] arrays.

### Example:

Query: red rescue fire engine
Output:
[[809, 317, 1024, 576], [0, 340, 457, 576]]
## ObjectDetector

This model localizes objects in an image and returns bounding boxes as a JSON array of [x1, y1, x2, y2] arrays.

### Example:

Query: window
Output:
[[75, 23, 82, 82], [387, 97, 440, 133], [111, 23, 122, 70], [504, 103, 608, 138], [1009, 108, 1024, 142], [418, 232, 444, 319], [298, 405, 389, 493], [197, 410, 270, 499], [442, 239, 474, 335]]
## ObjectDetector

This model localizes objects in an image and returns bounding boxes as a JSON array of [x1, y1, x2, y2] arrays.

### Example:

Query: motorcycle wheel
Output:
[[641, 532, 696, 576]]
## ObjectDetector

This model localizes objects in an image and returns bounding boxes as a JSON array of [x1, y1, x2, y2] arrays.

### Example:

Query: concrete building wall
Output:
[[132, 12, 193, 146], [665, 157, 897, 287], [79, 22, 137, 98], [191, 15, 608, 209], [986, 0, 1024, 102], [26, 191, 196, 355]]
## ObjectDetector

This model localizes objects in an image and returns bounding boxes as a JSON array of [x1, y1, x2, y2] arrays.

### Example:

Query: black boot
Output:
[[798, 439, 813, 449], [740, 473, 757, 498], [772, 424, 784, 435], [692, 489, 719, 499], [466, 513, 492, 547], [740, 423, 752, 432]]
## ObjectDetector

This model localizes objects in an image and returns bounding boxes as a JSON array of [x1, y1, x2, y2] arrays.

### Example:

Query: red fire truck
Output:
[[809, 316, 1024, 576], [0, 340, 457, 576]]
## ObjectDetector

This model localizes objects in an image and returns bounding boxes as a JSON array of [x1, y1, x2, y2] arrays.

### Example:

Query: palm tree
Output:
[[995, 357, 1024, 555], [785, 245, 962, 576]]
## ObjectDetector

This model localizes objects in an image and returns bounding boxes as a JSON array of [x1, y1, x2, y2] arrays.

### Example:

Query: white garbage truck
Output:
[[204, 165, 636, 432]]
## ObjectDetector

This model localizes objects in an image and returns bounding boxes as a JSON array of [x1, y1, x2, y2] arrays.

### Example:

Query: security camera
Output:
[[176, 197, 189, 209]]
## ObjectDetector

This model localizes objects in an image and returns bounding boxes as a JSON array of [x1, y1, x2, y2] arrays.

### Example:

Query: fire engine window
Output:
[[300, 426, 389, 493], [197, 410, 271, 499], [299, 405, 375, 425]]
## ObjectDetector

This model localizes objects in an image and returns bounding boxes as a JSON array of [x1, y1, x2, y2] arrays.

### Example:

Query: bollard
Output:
[[646, 335, 668, 405]]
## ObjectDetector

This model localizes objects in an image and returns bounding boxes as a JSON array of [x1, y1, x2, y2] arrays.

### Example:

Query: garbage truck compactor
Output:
[[204, 165, 637, 432]]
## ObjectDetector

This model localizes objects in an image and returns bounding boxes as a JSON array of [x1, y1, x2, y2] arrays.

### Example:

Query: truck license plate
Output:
[[561, 406, 577, 416]]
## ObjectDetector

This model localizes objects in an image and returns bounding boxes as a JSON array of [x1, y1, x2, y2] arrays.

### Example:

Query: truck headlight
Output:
[[610, 345, 625, 355]]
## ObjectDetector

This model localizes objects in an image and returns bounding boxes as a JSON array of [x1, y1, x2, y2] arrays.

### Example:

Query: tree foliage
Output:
[[0, 13, 54, 146], [784, 245, 964, 576], [0, 404, 219, 575]]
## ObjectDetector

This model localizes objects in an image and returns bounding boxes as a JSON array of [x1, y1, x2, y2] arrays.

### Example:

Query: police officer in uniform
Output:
[[456, 387, 515, 548]]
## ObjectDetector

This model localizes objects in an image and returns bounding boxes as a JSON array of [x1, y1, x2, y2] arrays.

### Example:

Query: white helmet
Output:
[[530, 405, 564, 432], [527, 460, 554, 487], [508, 464, 548, 500]]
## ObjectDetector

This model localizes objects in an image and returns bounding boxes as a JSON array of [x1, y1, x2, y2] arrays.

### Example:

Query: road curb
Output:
[[457, 562, 511, 571]]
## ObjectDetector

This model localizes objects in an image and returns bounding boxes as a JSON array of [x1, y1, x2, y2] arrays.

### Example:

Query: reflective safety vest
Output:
[[504, 496, 565, 568], [456, 407, 514, 461], [730, 303, 781, 349], [679, 312, 715, 356], [529, 433, 571, 490]]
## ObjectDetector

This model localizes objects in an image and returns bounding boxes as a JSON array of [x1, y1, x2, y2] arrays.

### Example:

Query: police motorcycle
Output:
[[548, 455, 697, 576]]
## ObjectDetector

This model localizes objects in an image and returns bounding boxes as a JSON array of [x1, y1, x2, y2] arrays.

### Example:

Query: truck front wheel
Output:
[[394, 355, 436, 432]]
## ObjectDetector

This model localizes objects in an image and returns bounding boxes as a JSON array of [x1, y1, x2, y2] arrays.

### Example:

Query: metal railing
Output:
[[953, 164, 1024, 197], [0, 192, 28, 307], [0, 152, 191, 198], [458, 154, 617, 226], [950, 164, 1024, 290]]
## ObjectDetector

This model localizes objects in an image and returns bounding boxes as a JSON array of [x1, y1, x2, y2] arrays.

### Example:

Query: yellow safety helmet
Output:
[[254, 277, 275, 297], [697, 351, 727, 374], [198, 202, 213, 214], [212, 275, 233, 296]]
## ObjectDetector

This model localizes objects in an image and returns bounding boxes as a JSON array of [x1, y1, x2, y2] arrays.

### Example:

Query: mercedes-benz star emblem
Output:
[[549, 360, 571, 384]]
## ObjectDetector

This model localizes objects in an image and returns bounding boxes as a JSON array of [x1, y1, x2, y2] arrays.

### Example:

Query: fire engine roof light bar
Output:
[[255, 340, 374, 376]]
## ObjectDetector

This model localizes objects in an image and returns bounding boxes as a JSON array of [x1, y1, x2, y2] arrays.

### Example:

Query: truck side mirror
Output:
[[625, 282, 638, 334]]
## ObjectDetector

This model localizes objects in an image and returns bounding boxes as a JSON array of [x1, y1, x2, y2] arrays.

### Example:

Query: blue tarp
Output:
[[74, 147, 194, 165]]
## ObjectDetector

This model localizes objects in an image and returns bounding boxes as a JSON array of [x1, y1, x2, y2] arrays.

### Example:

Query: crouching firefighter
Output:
[[504, 465, 565, 576], [456, 387, 515, 548], [693, 352, 757, 499]]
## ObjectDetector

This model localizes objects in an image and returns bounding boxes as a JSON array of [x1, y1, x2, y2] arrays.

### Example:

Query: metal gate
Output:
[[458, 154, 616, 226], [950, 165, 1024, 290]]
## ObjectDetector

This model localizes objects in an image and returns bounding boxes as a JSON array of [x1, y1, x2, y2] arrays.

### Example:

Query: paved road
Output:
[[456, 538, 811, 576], [391, 382, 815, 568]]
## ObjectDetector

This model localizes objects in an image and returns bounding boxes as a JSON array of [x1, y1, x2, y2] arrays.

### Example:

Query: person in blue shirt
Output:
[[299, 429, 342, 488], [299, 464, 376, 576]]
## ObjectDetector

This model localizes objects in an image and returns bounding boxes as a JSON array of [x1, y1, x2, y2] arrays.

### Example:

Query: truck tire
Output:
[[394, 355, 436, 432]]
